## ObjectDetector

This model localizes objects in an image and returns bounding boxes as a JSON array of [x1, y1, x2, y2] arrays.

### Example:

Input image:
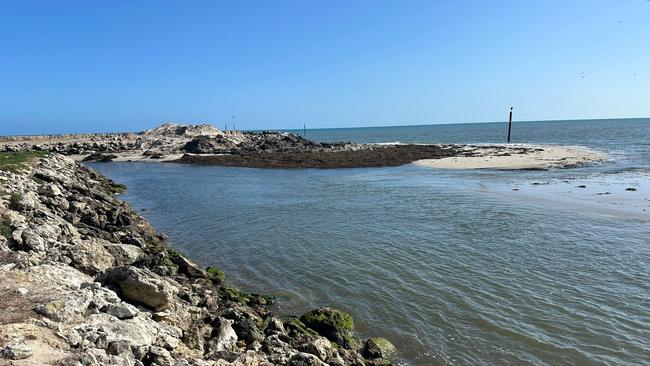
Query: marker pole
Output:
[[507, 107, 513, 143]]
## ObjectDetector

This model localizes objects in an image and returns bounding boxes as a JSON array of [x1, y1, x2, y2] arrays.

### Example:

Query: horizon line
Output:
[[1, 116, 649, 137]]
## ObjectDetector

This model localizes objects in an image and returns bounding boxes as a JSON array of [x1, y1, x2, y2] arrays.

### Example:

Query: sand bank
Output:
[[413, 144, 605, 170]]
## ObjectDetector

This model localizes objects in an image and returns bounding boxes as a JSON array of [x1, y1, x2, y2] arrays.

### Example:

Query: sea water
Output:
[[91, 118, 650, 366]]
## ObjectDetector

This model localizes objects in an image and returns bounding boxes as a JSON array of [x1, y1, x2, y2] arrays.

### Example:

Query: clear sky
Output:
[[1, 0, 649, 135]]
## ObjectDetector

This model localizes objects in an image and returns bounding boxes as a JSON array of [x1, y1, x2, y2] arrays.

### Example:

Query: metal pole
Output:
[[507, 107, 513, 143]]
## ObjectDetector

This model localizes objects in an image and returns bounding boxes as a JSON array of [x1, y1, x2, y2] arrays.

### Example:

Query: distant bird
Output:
[[617, 20, 622, 23], [633, 73, 638, 77], [579, 72, 586, 79]]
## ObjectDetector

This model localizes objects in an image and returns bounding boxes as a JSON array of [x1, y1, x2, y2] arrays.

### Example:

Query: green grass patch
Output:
[[0, 151, 47, 173]]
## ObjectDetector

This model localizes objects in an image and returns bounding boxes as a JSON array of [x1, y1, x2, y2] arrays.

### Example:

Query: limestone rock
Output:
[[103, 243, 144, 265], [288, 352, 328, 366], [104, 302, 139, 319], [37, 182, 62, 197], [144, 346, 174, 366], [2, 342, 33, 360], [34, 292, 91, 322], [264, 317, 286, 336], [68, 240, 115, 274], [20, 229, 46, 252], [210, 317, 238, 352], [298, 337, 332, 361], [74, 313, 158, 348], [100, 266, 179, 310]]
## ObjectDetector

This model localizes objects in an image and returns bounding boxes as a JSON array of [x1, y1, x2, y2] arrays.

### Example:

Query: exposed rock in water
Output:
[[0, 152, 398, 365], [364, 337, 397, 360], [300, 307, 359, 349]]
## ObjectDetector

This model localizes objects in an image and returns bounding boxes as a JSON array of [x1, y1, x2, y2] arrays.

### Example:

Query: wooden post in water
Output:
[[303, 123, 306, 137], [507, 107, 513, 143]]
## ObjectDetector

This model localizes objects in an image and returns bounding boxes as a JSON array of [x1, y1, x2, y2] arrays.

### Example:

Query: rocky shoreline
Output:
[[0, 123, 553, 170], [0, 152, 397, 365], [1, 123, 604, 170]]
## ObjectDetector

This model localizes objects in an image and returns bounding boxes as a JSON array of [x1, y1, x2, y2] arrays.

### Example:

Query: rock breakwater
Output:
[[0, 152, 396, 365]]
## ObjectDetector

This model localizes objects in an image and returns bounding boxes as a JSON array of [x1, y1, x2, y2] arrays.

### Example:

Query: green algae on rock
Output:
[[206, 266, 225, 284], [220, 286, 275, 306], [300, 307, 360, 349], [363, 337, 397, 360]]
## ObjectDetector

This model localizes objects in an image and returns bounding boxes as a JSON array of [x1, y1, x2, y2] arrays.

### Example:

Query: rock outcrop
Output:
[[0, 123, 360, 162], [143, 123, 223, 138], [0, 152, 398, 365]]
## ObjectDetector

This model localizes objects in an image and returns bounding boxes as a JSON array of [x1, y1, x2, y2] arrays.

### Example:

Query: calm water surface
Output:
[[92, 119, 650, 366]]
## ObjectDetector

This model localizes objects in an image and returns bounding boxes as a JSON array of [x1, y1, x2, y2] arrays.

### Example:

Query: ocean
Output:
[[90, 118, 650, 366]]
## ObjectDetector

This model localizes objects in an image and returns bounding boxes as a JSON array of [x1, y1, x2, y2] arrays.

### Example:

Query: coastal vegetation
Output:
[[0, 151, 47, 173]]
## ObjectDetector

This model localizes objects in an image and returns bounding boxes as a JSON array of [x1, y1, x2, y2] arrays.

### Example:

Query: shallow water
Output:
[[91, 119, 650, 366]]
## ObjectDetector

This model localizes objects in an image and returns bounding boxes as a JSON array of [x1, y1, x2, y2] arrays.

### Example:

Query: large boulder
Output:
[[34, 292, 92, 323], [67, 240, 115, 275], [300, 307, 359, 349], [168, 251, 208, 279], [183, 135, 236, 154], [297, 336, 333, 362], [99, 266, 179, 311], [37, 182, 62, 197], [363, 337, 397, 360], [73, 313, 159, 349], [103, 243, 144, 266], [2, 342, 33, 360], [208, 317, 238, 352]]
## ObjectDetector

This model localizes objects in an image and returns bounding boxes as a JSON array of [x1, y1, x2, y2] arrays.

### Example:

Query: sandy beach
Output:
[[413, 144, 605, 170]]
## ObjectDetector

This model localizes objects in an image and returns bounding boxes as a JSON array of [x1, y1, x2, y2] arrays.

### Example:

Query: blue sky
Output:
[[1, 0, 649, 135]]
